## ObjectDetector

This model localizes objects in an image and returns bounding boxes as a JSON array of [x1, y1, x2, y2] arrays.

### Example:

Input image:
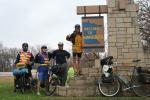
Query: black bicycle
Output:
[[98, 57, 150, 97], [31, 63, 59, 96], [14, 65, 31, 94]]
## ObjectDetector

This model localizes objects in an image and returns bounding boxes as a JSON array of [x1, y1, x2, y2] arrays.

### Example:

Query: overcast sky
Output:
[[0, 0, 107, 50], [0, 0, 137, 50]]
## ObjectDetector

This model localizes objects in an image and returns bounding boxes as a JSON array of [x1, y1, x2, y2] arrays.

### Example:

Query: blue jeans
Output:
[[13, 68, 28, 77]]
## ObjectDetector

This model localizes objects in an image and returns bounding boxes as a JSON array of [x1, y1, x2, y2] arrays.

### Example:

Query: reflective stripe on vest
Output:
[[19, 51, 31, 64], [40, 53, 49, 65]]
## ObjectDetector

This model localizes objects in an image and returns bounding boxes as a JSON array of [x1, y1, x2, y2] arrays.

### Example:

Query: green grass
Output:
[[0, 78, 150, 100]]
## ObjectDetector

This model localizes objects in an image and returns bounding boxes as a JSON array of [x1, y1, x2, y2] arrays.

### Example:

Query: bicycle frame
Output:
[[113, 61, 141, 92]]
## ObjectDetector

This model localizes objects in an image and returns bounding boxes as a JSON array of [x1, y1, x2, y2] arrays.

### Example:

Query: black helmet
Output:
[[41, 45, 47, 49], [22, 43, 28, 47], [75, 24, 80, 28]]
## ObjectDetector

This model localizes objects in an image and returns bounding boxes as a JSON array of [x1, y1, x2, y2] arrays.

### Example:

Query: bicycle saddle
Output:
[[132, 59, 141, 62]]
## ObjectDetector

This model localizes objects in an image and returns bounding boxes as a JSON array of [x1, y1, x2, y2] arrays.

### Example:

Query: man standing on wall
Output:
[[66, 24, 83, 75]]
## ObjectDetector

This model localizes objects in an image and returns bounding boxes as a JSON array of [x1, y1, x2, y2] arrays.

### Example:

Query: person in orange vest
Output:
[[34, 45, 51, 96], [66, 24, 83, 75], [13, 43, 34, 91]]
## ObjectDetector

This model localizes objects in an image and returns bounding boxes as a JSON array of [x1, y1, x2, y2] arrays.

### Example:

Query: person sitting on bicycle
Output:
[[34, 45, 50, 96], [51, 42, 70, 86], [13, 43, 34, 91]]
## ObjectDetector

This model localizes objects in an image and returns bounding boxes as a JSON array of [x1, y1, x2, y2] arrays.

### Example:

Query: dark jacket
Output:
[[51, 49, 70, 64], [66, 31, 82, 45]]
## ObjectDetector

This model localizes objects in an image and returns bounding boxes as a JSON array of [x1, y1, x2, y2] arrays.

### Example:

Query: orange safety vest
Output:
[[19, 51, 31, 64], [44, 56, 49, 65], [40, 53, 49, 65]]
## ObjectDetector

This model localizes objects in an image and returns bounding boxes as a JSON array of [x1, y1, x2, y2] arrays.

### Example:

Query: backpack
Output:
[[34, 53, 40, 63]]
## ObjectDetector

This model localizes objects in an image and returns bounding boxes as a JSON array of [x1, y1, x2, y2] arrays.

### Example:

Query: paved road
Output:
[[0, 72, 13, 76]]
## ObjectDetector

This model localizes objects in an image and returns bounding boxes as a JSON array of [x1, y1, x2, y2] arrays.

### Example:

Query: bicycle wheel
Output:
[[48, 77, 58, 95], [19, 77, 25, 94], [98, 75, 121, 96], [132, 74, 150, 97], [30, 78, 37, 93]]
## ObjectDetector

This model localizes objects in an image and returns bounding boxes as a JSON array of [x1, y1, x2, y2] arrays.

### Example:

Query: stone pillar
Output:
[[107, 0, 145, 67]]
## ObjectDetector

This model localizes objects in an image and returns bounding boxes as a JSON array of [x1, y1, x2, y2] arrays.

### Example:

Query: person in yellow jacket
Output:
[[66, 24, 82, 75], [13, 43, 34, 91]]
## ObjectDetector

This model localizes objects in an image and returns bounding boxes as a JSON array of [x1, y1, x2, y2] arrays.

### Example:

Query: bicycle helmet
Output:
[[58, 42, 64, 46], [75, 24, 80, 28], [22, 43, 28, 47], [41, 45, 47, 49]]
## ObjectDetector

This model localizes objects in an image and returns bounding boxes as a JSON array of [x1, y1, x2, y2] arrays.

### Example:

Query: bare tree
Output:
[[138, 0, 150, 51], [0, 43, 19, 72]]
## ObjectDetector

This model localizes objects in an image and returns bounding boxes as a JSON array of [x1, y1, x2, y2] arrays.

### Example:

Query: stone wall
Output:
[[107, 0, 148, 67]]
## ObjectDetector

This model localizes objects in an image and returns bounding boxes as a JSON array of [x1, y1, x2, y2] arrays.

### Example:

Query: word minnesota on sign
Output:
[[83, 26, 103, 31]]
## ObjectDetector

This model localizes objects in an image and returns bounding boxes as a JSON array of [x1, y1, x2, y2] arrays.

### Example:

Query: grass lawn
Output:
[[0, 76, 149, 100]]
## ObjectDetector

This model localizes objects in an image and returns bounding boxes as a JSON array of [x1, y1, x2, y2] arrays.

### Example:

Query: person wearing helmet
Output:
[[13, 43, 34, 92], [34, 45, 51, 96], [66, 24, 82, 75], [51, 42, 70, 86]]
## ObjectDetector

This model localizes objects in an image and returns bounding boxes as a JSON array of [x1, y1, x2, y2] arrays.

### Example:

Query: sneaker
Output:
[[37, 92, 41, 96]]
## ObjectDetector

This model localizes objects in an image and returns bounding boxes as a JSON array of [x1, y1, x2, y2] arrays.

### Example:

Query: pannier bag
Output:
[[101, 74, 114, 83], [102, 65, 113, 77], [51, 65, 62, 76], [138, 73, 150, 84]]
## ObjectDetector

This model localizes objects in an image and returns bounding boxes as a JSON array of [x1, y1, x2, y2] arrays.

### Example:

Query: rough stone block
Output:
[[132, 35, 139, 42], [126, 38, 133, 44], [69, 79, 96, 86], [124, 45, 132, 48], [131, 45, 138, 48], [109, 36, 117, 42], [124, 53, 137, 59], [130, 12, 137, 17], [126, 4, 139, 12], [117, 13, 127, 17], [81, 68, 89, 75], [119, 0, 128, 10], [109, 43, 116, 46], [116, 18, 124, 22], [122, 49, 128, 53], [127, 28, 135, 34], [108, 22, 116, 27], [116, 23, 125, 27], [109, 28, 117, 32], [109, 18, 116, 22], [89, 68, 100, 73], [108, 0, 116, 8], [123, 18, 132, 22], [117, 38, 126, 42], [109, 47, 118, 57], [124, 23, 132, 27]]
